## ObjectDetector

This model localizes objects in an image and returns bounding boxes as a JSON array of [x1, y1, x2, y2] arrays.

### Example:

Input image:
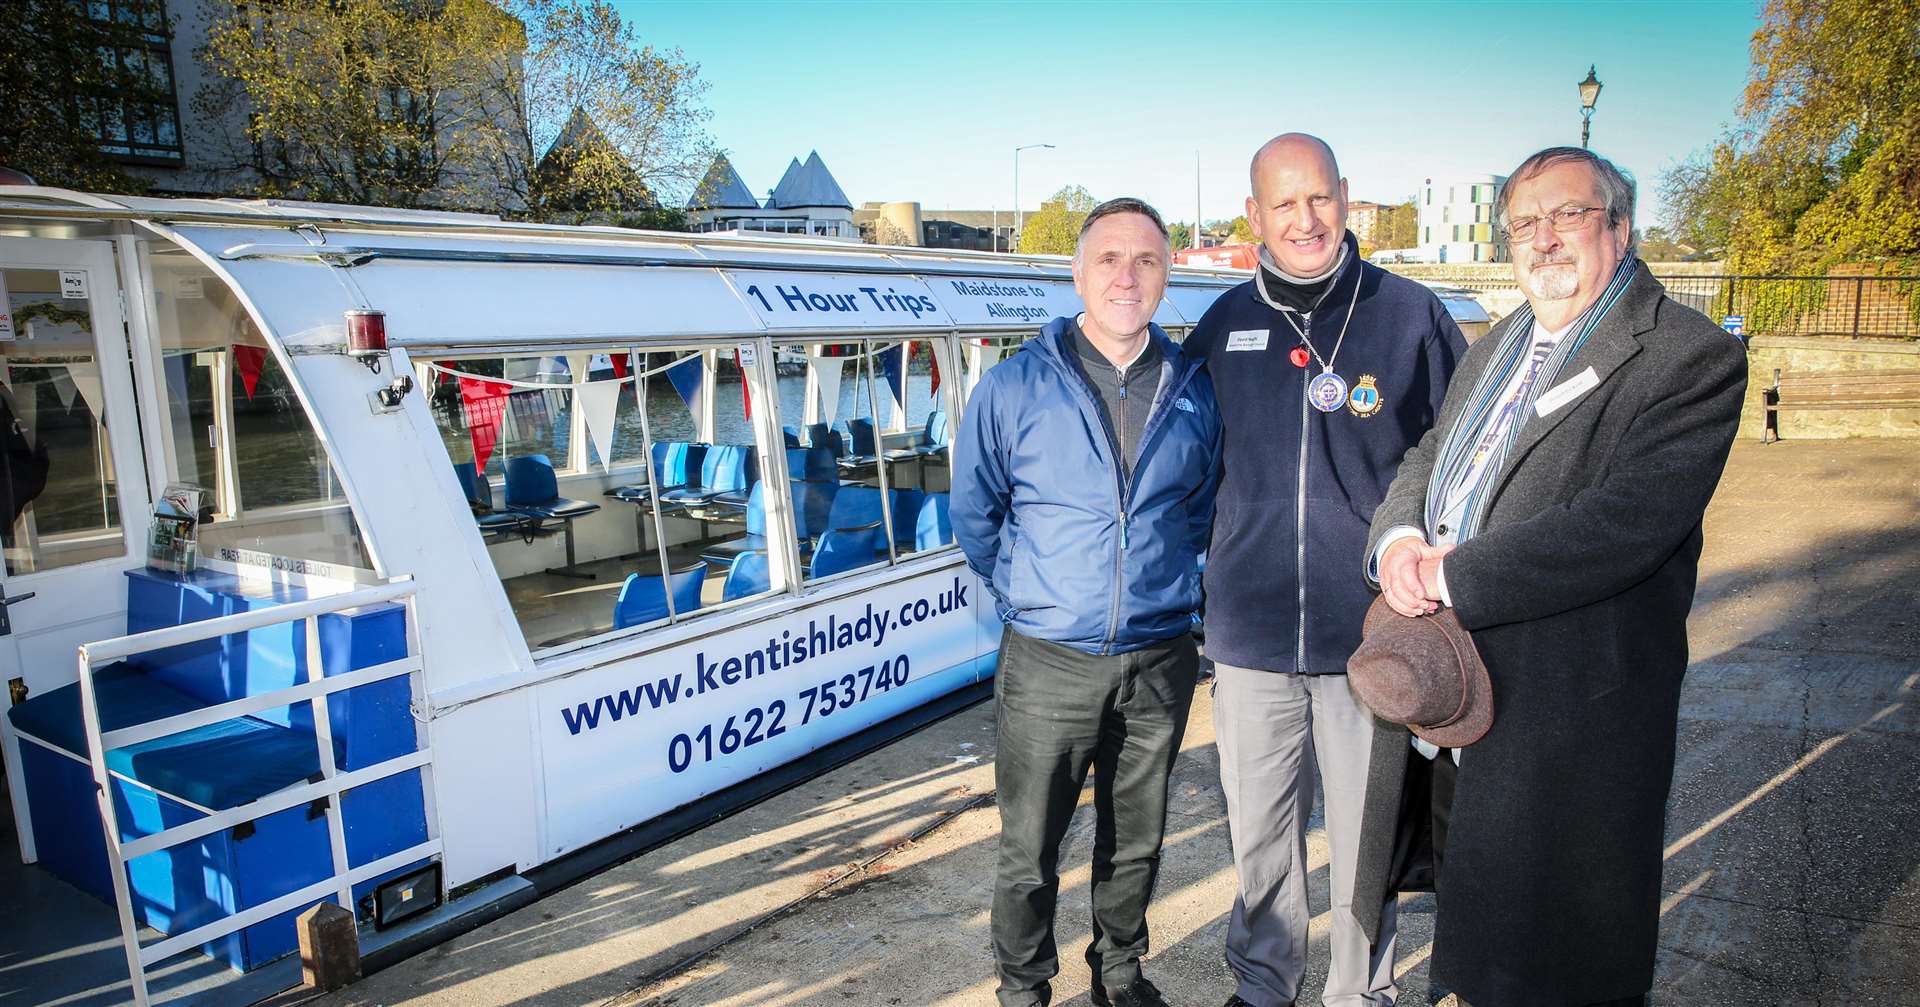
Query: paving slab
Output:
[[309, 439, 1920, 1007]]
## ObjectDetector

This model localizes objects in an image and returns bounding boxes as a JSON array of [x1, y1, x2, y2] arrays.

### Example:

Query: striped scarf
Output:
[[1424, 255, 1639, 543]]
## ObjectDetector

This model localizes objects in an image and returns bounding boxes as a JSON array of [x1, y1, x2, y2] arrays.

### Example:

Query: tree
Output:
[[1228, 216, 1258, 244], [1660, 0, 1920, 270], [196, 0, 716, 218], [1636, 226, 1694, 262], [0, 1, 169, 192], [1378, 199, 1418, 251], [1168, 221, 1194, 252], [1019, 185, 1096, 255], [490, 0, 716, 221]]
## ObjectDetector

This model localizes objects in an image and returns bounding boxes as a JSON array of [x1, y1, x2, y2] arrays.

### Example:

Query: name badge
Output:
[[1225, 329, 1269, 352], [1535, 366, 1600, 417]]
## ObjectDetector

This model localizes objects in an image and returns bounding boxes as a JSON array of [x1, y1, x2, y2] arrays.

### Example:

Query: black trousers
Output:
[[991, 627, 1199, 1007]]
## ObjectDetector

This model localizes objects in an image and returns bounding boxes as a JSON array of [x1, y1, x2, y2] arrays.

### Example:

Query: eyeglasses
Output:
[[1502, 206, 1606, 242]]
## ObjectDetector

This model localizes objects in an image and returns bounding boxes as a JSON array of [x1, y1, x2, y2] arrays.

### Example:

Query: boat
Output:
[[0, 187, 1237, 1004]]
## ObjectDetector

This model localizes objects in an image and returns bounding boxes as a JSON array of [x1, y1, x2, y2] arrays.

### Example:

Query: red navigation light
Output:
[[345, 309, 388, 372], [345, 309, 387, 355]]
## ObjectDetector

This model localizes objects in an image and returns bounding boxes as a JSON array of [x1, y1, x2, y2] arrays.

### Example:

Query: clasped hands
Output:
[[1379, 538, 1454, 618]]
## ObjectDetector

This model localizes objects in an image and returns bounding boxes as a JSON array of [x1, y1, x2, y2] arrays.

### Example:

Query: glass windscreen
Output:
[[143, 247, 371, 571]]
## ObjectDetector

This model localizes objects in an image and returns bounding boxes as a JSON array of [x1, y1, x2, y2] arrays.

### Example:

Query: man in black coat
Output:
[[1360, 147, 1747, 1007]]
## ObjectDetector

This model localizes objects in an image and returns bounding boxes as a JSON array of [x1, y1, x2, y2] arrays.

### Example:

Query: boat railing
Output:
[[73, 577, 437, 1006]]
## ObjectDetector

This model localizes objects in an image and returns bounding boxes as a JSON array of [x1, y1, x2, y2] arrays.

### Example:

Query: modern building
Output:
[[687, 152, 858, 241], [1418, 175, 1508, 263], [1348, 200, 1388, 245], [854, 205, 1018, 251]]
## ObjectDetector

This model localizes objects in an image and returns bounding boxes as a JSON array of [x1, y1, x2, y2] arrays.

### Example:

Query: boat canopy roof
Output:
[[1, 188, 1238, 354]]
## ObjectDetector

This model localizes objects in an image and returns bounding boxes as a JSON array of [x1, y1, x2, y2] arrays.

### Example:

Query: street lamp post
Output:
[[1013, 143, 1054, 250], [1578, 65, 1603, 148]]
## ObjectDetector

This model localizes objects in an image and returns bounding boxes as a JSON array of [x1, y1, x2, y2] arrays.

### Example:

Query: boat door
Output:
[[0, 237, 153, 769]]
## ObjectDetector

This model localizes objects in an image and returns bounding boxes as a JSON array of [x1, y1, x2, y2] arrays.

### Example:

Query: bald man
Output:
[[1185, 134, 1467, 1007]]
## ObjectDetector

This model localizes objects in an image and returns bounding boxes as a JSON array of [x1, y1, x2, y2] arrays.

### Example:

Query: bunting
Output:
[[665, 353, 703, 418], [880, 341, 908, 408], [578, 379, 622, 473], [66, 361, 103, 424], [459, 376, 511, 473], [808, 354, 845, 425], [233, 345, 266, 401]]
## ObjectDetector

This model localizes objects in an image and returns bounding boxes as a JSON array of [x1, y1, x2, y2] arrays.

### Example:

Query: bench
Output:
[[1763, 368, 1920, 442], [3, 569, 428, 971]]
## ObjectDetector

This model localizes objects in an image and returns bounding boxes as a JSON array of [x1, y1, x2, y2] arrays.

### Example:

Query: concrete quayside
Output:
[[276, 437, 1920, 1007]]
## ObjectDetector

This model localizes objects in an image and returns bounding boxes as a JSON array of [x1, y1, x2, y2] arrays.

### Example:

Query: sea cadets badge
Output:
[[1347, 374, 1382, 418]]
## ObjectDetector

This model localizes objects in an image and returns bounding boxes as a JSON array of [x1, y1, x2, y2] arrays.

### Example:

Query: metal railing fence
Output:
[[1405, 270, 1920, 340], [75, 578, 438, 1006]]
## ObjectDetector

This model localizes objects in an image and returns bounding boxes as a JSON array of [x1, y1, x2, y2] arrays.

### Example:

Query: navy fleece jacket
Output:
[[1186, 242, 1466, 674]]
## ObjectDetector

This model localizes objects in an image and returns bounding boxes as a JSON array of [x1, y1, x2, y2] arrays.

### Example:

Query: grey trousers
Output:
[[992, 628, 1199, 1007], [1214, 664, 1399, 1007]]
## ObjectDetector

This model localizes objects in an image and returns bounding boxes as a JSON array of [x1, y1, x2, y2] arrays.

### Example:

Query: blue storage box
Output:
[[4, 569, 430, 972]]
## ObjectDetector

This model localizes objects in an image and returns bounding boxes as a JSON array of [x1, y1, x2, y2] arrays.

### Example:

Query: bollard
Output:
[[296, 902, 362, 991]]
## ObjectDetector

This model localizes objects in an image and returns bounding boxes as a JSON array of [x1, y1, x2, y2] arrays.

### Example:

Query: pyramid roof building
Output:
[[532, 107, 656, 211], [686, 154, 761, 211], [766, 151, 852, 210]]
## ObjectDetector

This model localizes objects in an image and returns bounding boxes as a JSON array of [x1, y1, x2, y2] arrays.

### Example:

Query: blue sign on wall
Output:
[[1721, 314, 1746, 338]]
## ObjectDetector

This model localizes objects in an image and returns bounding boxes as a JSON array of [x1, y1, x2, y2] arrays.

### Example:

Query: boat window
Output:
[[419, 346, 781, 652], [0, 267, 126, 574], [140, 249, 372, 572], [777, 336, 953, 584]]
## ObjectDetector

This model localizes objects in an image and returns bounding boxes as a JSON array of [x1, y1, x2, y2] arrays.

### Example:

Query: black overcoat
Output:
[[1357, 264, 1748, 1006]]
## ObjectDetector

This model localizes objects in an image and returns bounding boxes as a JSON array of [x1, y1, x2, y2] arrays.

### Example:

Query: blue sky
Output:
[[618, 0, 1760, 229]]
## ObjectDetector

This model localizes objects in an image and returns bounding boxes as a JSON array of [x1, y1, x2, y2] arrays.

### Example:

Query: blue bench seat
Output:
[[2, 569, 429, 973]]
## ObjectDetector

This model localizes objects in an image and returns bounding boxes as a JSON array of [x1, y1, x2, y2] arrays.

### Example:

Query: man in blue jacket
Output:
[[1185, 134, 1466, 1007], [952, 197, 1222, 1007]]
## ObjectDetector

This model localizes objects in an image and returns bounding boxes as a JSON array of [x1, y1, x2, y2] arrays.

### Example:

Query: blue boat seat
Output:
[[915, 493, 953, 550], [454, 461, 527, 535], [505, 455, 601, 520], [825, 485, 886, 533], [846, 417, 878, 459], [889, 488, 925, 547], [722, 551, 773, 602], [8, 663, 322, 812], [661, 443, 754, 506], [612, 562, 708, 628], [810, 524, 885, 579], [506, 455, 601, 573]]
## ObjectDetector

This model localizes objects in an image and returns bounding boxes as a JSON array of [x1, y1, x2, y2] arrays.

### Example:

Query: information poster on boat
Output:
[[726, 271, 954, 330], [933, 276, 1082, 327], [534, 567, 996, 856]]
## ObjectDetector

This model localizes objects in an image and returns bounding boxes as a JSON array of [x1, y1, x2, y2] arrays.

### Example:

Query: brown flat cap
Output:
[[1347, 596, 1492, 748]]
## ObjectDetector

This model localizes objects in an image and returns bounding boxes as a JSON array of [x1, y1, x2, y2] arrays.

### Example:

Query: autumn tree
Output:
[[1660, 0, 1920, 271], [1019, 185, 1097, 256], [196, 0, 715, 218], [0, 0, 171, 192], [1228, 216, 1257, 244], [486, 0, 716, 221], [1371, 199, 1418, 252]]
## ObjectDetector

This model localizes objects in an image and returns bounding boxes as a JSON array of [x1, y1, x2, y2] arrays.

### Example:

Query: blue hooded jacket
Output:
[[951, 318, 1222, 655]]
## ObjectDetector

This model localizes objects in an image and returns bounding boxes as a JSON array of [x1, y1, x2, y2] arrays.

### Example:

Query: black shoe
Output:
[[1094, 978, 1169, 1007]]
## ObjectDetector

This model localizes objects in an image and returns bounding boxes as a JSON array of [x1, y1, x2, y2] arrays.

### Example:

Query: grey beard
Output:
[[1527, 266, 1579, 301]]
